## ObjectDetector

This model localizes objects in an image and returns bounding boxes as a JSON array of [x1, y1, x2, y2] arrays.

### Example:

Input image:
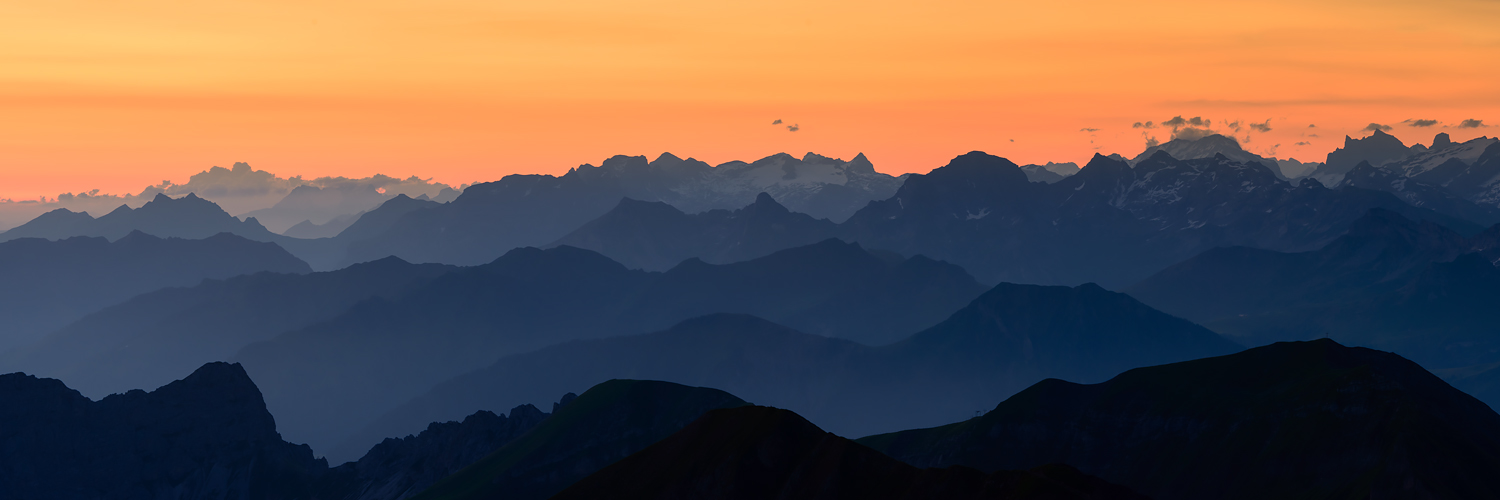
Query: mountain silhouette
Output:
[[1127, 208, 1500, 378], [1311, 129, 1419, 183], [550, 193, 839, 271], [346, 283, 1236, 463], [552, 405, 1147, 500], [0, 362, 328, 499], [0, 231, 310, 354], [338, 152, 900, 268], [233, 241, 985, 459], [410, 379, 748, 500], [1, 256, 456, 398], [861, 339, 1500, 500], [241, 183, 394, 234], [1018, 162, 1079, 183], [0, 192, 282, 242], [836, 151, 1479, 287]]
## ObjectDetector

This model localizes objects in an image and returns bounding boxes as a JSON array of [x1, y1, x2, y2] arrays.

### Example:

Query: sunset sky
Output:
[[2, 0, 1498, 200]]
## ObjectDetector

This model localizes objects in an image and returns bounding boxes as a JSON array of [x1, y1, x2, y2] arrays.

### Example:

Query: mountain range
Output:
[[340, 281, 1237, 464], [1127, 208, 1500, 372], [0, 256, 456, 398], [0, 231, 310, 354], [550, 193, 839, 271], [232, 240, 986, 458], [862, 338, 1500, 500]]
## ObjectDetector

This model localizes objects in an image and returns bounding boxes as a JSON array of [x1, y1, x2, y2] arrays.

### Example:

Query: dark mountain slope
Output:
[[349, 283, 1235, 462], [552, 405, 1147, 500], [2, 257, 455, 398], [235, 242, 984, 459], [411, 380, 748, 500], [0, 362, 328, 499], [1128, 207, 1472, 324], [1338, 161, 1500, 226], [1127, 209, 1500, 372], [550, 193, 839, 271], [314, 403, 550, 500], [0, 231, 310, 354], [862, 339, 1500, 500]]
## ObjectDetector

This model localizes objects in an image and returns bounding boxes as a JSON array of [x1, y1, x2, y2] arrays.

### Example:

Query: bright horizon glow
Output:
[[2, 0, 1498, 200]]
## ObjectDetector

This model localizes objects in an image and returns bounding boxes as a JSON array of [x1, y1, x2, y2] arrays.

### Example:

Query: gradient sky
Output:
[[2, 0, 1498, 200]]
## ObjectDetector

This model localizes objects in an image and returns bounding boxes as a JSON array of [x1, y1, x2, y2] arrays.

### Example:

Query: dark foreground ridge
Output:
[[412, 379, 748, 500], [554, 405, 1148, 500], [861, 339, 1500, 500]]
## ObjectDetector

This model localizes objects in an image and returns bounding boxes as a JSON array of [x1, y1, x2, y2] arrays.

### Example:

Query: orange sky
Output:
[[2, 0, 1498, 200]]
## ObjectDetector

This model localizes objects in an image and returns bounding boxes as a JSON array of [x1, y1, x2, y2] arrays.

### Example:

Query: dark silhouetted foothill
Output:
[[861, 339, 1500, 500], [411, 379, 748, 500], [553, 405, 1148, 500]]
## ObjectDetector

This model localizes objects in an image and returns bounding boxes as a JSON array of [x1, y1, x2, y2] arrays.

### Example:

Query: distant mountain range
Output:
[[0, 231, 309, 354], [552, 405, 1147, 500], [338, 152, 903, 268], [342, 281, 1236, 464], [862, 338, 1500, 500], [550, 193, 838, 271], [0, 193, 283, 243], [231, 240, 986, 459], [0, 256, 456, 397]]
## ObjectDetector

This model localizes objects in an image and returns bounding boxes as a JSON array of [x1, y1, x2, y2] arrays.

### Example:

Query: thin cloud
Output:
[[1080, 128, 1100, 132], [771, 119, 782, 125], [1172, 126, 1217, 141], [1309, 124, 1317, 128], [1162, 116, 1211, 128], [1295, 141, 1312, 146], [1362, 123, 1393, 132], [787, 124, 800, 132], [1459, 119, 1488, 128], [1132, 121, 1157, 129], [1249, 119, 1272, 133], [1145, 136, 1161, 148], [1402, 119, 1439, 127]]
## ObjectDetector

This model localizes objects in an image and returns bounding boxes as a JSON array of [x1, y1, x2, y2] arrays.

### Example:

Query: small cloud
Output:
[[1309, 134, 1320, 138], [1402, 119, 1439, 127], [1132, 121, 1157, 129], [1249, 119, 1272, 133], [1265, 144, 1280, 156], [1361, 123, 1393, 132], [1225, 120, 1243, 132], [1295, 141, 1312, 146], [1009, 139, 1015, 142], [772, 119, 782, 125], [1459, 119, 1487, 128], [1145, 136, 1160, 148], [1162, 116, 1188, 127], [1308, 124, 1317, 128], [1080, 128, 1100, 132], [787, 124, 800, 132]]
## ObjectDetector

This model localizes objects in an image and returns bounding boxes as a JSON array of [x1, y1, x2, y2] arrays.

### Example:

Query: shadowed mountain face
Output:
[[411, 379, 748, 500], [1311, 129, 1419, 183], [837, 151, 1479, 287], [1337, 161, 1500, 225], [1127, 209, 1500, 374], [551, 405, 1148, 500], [861, 339, 1500, 500], [315, 403, 551, 500], [0, 231, 311, 354], [1, 257, 456, 398], [230, 240, 984, 459], [550, 193, 839, 271], [348, 283, 1237, 464], [338, 152, 900, 268], [241, 184, 396, 234], [0, 362, 328, 500]]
